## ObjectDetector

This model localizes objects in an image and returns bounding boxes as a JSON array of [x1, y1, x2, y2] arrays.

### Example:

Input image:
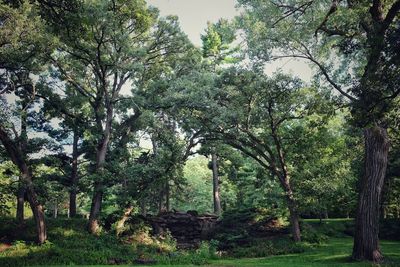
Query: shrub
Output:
[[228, 238, 307, 258], [300, 223, 328, 244]]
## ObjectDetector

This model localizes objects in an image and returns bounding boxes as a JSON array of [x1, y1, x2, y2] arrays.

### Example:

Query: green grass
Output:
[[25, 237, 400, 267], [1, 218, 399, 267], [99, 238, 399, 266], [210, 238, 400, 267]]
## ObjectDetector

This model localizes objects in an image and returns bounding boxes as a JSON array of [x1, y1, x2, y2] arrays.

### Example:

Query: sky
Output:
[[147, 0, 238, 46], [147, 0, 313, 81]]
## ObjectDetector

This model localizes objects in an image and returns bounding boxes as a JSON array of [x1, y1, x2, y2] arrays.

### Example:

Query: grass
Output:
[[210, 238, 400, 267], [0, 217, 399, 266], [61, 237, 399, 266]]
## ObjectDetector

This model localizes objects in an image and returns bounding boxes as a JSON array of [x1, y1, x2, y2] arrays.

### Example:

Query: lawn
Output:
[[37, 237, 399, 267], [1, 218, 399, 267], [209, 238, 400, 267]]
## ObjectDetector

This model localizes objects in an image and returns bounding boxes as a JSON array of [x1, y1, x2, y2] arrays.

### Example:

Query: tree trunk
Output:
[[281, 176, 301, 242], [69, 129, 79, 217], [140, 199, 146, 216], [53, 199, 58, 219], [0, 126, 47, 244], [25, 177, 47, 244], [88, 105, 112, 234], [165, 181, 170, 212], [16, 182, 25, 223], [352, 126, 389, 262], [271, 127, 301, 242], [88, 182, 103, 233], [158, 190, 164, 214], [287, 194, 301, 242], [211, 152, 222, 215], [115, 206, 133, 236]]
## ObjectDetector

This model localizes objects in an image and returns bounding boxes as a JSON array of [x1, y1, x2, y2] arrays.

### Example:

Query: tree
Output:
[[0, 1, 52, 244], [201, 19, 239, 216], [179, 66, 327, 241], [237, 0, 400, 260], [290, 112, 360, 220], [47, 0, 192, 233], [36, 81, 88, 217], [211, 70, 328, 241]]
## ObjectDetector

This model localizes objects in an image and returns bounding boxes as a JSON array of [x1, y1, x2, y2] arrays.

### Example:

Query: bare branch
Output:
[[271, 52, 357, 101]]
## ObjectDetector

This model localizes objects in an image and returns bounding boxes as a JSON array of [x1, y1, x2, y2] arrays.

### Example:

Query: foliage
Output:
[[213, 207, 284, 249], [171, 156, 213, 213]]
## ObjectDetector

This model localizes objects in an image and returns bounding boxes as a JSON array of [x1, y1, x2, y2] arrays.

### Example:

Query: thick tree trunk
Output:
[[16, 182, 25, 223], [88, 105, 112, 234], [286, 190, 301, 242], [69, 191, 77, 217], [352, 126, 389, 262], [211, 152, 222, 215], [69, 129, 79, 217], [25, 177, 47, 244], [0, 126, 47, 244], [281, 176, 301, 242], [88, 182, 103, 233]]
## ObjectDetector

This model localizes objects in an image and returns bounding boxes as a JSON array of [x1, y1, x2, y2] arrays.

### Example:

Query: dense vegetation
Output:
[[0, 0, 399, 266]]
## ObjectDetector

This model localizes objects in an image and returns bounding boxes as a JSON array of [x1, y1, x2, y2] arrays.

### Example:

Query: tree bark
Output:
[[53, 199, 58, 219], [88, 105, 112, 234], [69, 129, 79, 217], [281, 177, 301, 242], [24, 174, 47, 244], [270, 121, 301, 242], [352, 126, 389, 262], [165, 180, 170, 212], [211, 152, 222, 215], [140, 199, 146, 216], [0, 126, 47, 244], [16, 182, 25, 223], [88, 182, 103, 233], [115, 206, 133, 236]]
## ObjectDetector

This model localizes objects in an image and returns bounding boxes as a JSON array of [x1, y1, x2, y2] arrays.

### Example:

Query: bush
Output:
[[154, 241, 217, 265], [213, 207, 284, 249], [228, 238, 308, 258], [300, 223, 328, 244]]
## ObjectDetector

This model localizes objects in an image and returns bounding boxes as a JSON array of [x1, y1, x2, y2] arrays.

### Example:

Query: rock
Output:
[[145, 210, 219, 249]]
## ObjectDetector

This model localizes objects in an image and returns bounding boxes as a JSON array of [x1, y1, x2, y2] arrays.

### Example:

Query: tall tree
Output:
[[177, 66, 327, 241], [47, 0, 192, 233], [0, 1, 51, 244], [237, 0, 400, 261], [201, 19, 239, 216]]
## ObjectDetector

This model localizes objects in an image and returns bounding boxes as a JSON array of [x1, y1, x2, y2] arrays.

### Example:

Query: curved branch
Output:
[[272, 54, 357, 101]]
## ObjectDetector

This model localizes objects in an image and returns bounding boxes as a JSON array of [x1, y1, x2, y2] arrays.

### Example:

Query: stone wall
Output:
[[146, 211, 219, 249]]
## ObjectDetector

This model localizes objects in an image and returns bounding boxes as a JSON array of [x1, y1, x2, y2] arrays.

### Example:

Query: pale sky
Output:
[[147, 0, 313, 82], [147, 0, 238, 46]]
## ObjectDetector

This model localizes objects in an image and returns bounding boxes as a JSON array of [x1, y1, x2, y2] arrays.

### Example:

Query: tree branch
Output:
[[383, 0, 400, 29]]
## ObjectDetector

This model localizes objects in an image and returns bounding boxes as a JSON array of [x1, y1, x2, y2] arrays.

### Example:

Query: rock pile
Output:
[[147, 211, 219, 249]]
